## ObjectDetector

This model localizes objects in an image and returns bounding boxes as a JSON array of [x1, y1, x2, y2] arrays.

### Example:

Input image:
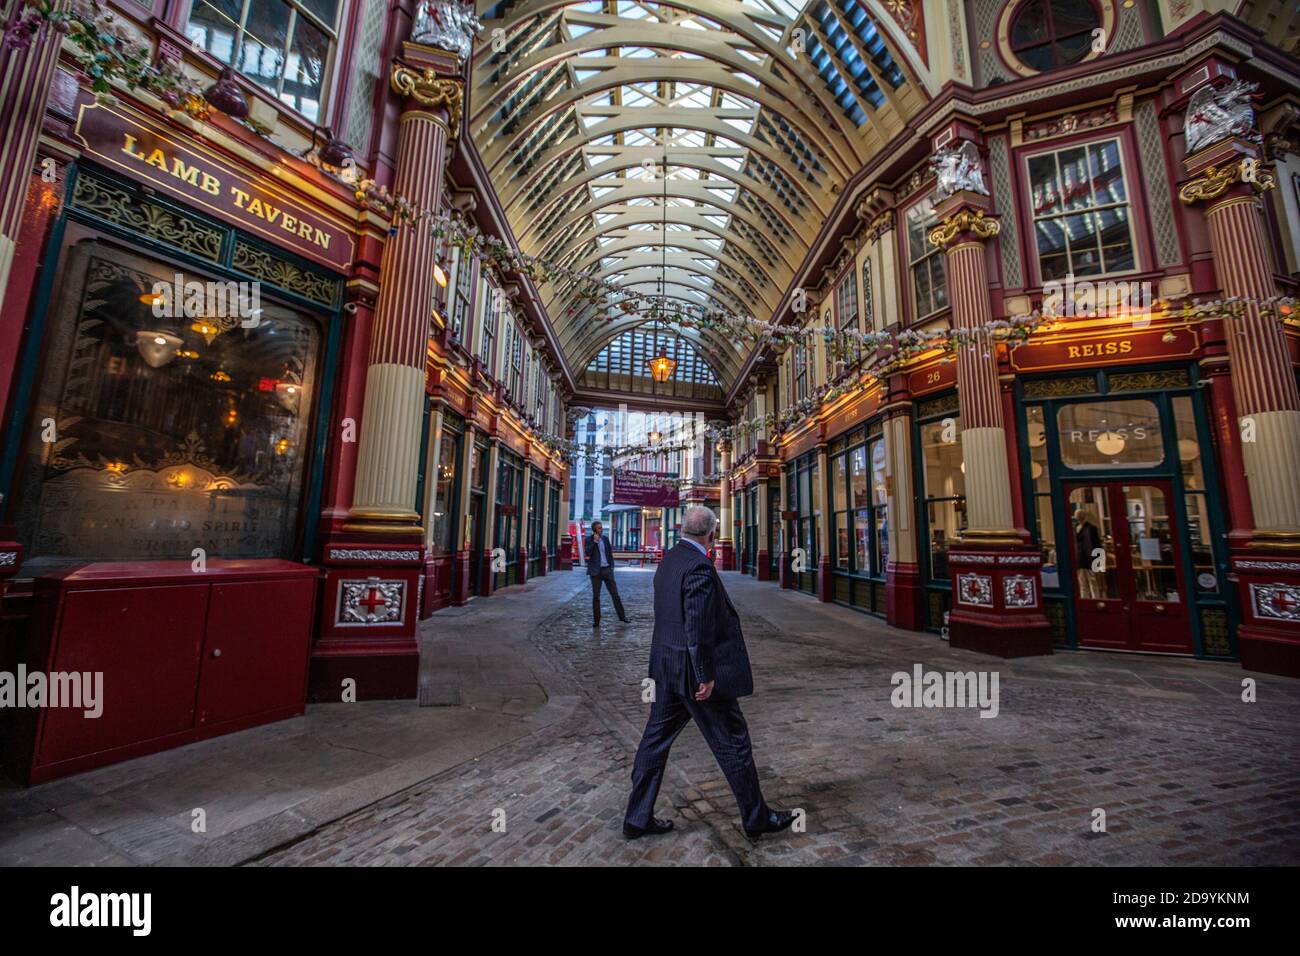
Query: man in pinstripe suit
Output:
[[623, 505, 796, 841]]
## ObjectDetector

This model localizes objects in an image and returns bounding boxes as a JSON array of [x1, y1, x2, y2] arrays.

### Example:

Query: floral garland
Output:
[[6, 0, 206, 113]]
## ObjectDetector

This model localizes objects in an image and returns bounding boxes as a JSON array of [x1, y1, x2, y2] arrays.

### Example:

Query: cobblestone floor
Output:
[[259, 569, 1300, 867]]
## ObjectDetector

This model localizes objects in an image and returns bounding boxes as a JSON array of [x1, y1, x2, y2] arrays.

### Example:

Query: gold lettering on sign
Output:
[[1066, 340, 1134, 360], [121, 134, 334, 251], [122, 134, 220, 195]]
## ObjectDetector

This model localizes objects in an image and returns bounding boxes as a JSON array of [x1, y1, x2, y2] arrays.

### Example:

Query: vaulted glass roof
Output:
[[471, 0, 925, 392]]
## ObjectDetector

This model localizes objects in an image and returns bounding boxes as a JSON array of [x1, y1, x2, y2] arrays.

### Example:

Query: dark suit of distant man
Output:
[[623, 517, 794, 840], [585, 523, 627, 626]]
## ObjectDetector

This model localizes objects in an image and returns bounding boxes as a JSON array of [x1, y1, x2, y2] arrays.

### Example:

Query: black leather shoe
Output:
[[745, 810, 797, 840], [618, 616, 630, 623], [623, 818, 674, 840]]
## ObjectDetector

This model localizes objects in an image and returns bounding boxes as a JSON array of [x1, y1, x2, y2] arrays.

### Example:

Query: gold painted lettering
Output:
[[121, 134, 146, 161], [230, 187, 251, 209], [144, 148, 168, 171], [314, 228, 330, 250], [170, 159, 201, 188], [281, 213, 297, 234], [199, 172, 220, 196]]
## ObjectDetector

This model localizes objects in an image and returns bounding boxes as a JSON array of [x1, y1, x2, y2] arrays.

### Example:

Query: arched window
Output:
[[1010, 0, 1102, 73]]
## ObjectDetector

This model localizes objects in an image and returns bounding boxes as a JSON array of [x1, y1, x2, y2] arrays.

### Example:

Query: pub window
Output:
[[793, 337, 809, 403], [1009, 0, 1101, 73], [919, 413, 965, 581], [509, 323, 523, 398], [836, 271, 860, 367], [13, 240, 322, 575], [479, 284, 498, 370], [449, 247, 474, 345], [186, 0, 342, 123], [906, 195, 948, 320], [1026, 138, 1135, 281]]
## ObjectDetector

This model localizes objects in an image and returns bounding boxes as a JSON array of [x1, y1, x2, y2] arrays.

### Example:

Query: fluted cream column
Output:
[[1181, 160, 1300, 540], [717, 440, 733, 534], [929, 204, 1018, 543], [347, 67, 462, 534]]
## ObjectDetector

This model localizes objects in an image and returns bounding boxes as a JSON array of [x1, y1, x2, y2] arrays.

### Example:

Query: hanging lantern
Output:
[[648, 353, 676, 382]]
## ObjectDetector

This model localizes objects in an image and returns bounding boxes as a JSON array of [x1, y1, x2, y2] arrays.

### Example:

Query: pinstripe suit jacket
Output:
[[650, 540, 753, 700]]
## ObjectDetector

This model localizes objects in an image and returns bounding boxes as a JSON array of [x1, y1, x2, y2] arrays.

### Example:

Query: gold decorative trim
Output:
[[958, 529, 1023, 545], [391, 66, 464, 137], [928, 209, 1000, 250], [1178, 160, 1276, 205]]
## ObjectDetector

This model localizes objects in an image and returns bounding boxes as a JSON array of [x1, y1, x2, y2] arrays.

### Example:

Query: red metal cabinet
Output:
[[14, 560, 319, 784]]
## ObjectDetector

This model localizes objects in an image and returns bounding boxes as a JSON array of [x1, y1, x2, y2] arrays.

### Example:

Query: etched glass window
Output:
[[13, 239, 321, 574]]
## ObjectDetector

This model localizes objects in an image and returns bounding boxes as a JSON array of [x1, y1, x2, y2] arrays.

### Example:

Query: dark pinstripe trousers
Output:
[[625, 689, 770, 833]]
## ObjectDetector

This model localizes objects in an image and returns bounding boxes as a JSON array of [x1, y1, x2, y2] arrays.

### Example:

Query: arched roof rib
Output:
[[471, 0, 928, 392]]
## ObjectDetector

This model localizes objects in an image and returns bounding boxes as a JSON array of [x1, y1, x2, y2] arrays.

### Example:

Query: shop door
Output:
[[1064, 481, 1191, 654]]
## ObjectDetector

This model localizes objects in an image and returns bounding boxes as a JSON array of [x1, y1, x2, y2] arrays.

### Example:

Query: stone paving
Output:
[[259, 568, 1300, 867]]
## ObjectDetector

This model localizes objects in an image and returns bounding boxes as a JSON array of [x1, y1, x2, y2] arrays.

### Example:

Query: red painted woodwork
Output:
[[714, 540, 735, 572], [14, 560, 317, 784], [1232, 551, 1300, 678], [817, 554, 834, 602], [947, 548, 1053, 658], [420, 553, 454, 616], [1063, 481, 1192, 655], [312, 539, 422, 701], [886, 561, 925, 630], [756, 549, 771, 582]]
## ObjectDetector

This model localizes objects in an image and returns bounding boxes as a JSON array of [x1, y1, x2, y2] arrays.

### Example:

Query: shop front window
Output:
[[920, 414, 965, 580], [14, 243, 321, 574], [1025, 405, 1059, 586], [1056, 398, 1163, 469], [429, 425, 460, 553], [906, 195, 947, 319], [1174, 396, 1218, 593]]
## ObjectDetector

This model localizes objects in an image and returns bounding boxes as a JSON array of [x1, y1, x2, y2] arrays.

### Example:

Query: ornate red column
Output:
[[1179, 132, 1300, 676], [929, 179, 1051, 657], [312, 51, 464, 700], [0, 3, 67, 601]]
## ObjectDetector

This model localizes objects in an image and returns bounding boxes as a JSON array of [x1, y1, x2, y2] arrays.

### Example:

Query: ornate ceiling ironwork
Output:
[[471, 0, 928, 390]]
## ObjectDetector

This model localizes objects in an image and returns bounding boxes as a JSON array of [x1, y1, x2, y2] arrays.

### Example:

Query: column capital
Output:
[[391, 65, 464, 135], [1178, 158, 1276, 207], [928, 207, 1000, 251]]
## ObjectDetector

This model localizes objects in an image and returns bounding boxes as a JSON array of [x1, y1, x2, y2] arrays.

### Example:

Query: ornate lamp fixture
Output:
[[309, 127, 354, 178], [647, 147, 676, 384]]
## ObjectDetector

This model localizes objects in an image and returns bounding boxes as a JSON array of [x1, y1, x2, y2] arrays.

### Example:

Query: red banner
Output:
[[611, 471, 680, 507]]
